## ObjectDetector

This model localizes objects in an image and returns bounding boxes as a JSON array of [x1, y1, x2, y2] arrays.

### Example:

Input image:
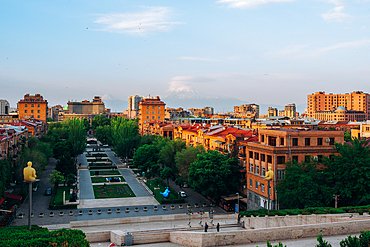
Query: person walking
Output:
[[216, 223, 220, 232], [204, 222, 208, 232]]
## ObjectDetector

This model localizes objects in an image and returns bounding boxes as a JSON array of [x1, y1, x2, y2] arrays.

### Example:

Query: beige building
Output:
[[67, 96, 105, 114], [284, 103, 296, 118], [267, 107, 278, 117]]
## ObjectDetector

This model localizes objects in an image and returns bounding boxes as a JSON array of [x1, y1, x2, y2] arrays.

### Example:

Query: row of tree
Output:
[[277, 138, 370, 208]]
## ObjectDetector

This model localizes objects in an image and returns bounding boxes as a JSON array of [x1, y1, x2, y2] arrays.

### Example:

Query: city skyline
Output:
[[1, 0, 370, 109]]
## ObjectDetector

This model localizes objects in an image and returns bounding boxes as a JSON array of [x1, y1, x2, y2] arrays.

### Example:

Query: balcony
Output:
[[238, 153, 246, 158]]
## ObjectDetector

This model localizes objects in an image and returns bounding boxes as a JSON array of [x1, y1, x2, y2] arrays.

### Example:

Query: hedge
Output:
[[0, 225, 89, 247]]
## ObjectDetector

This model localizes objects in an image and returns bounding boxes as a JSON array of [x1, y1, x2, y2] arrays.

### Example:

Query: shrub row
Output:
[[0, 226, 89, 247], [241, 205, 370, 217]]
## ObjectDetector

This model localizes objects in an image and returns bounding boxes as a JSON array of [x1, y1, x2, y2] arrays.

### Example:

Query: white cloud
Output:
[[313, 39, 370, 54], [180, 57, 220, 62], [93, 6, 182, 35], [217, 0, 295, 9], [321, 5, 350, 22], [168, 76, 215, 93]]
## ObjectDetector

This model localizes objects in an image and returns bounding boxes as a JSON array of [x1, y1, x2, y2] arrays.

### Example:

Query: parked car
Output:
[[183, 182, 189, 188], [44, 188, 52, 196], [179, 191, 187, 198]]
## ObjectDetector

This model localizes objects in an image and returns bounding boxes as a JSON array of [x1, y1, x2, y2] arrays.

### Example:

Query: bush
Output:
[[340, 235, 360, 247]]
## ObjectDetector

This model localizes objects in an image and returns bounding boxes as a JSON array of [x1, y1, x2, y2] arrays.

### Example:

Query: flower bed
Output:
[[93, 184, 136, 199]]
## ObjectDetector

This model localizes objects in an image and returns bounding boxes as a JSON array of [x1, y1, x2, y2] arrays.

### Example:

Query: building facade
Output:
[[245, 128, 344, 210], [307, 91, 370, 120], [234, 104, 259, 118], [0, 100, 10, 115], [17, 94, 48, 122], [267, 107, 278, 117], [138, 96, 165, 135], [284, 103, 296, 118], [67, 96, 105, 114]]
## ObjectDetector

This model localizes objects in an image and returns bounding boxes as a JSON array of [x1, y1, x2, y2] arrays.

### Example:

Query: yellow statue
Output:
[[265, 167, 274, 180], [23, 161, 37, 182]]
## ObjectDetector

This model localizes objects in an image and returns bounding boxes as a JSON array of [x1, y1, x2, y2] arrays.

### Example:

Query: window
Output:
[[37, 115, 40, 118], [152, 116, 155, 119], [158, 111, 160, 114], [158, 106, 161, 109], [262, 167, 265, 176], [25, 110, 27, 113], [305, 138, 310, 146], [25, 104, 27, 107], [158, 116, 160, 119], [317, 138, 323, 146], [277, 170, 285, 180], [147, 106, 149, 109], [280, 138, 284, 146], [256, 165, 259, 174], [329, 138, 335, 145], [152, 106, 155, 109], [261, 184, 265, 192], [255, 152, 259, 160], [38, 104, 40, 108], [147, 116, 149, 119], [255, 181, 258, 190], [249, 179, 252, 187], [261, 154, 265, 162], [255, 195, 259, 204], [147, 111, 149, 114], [31, 110, 34, 113], [37, 110, 40, 113], [31, 104, 34, 108], [305, 155, 311, 162], [249, 163, 253, 172], [249, 151, 253, 158], [292, 138, 298, 146], [268, 136, 276, 146], [31, 115, 34, 118], [277, 156, 285, 164], [152, 111, 155, 114], [267, 155, 272, 163], [25, 115, 27, 118], [261, 135, 265, 142]]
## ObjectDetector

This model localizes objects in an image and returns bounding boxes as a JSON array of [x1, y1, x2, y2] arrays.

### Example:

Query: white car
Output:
[[179, 191, 187, 198]]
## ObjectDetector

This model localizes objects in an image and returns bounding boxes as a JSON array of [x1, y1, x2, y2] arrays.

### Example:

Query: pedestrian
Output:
[[216, 223, 220, 232], [204, 222, 208, 232]]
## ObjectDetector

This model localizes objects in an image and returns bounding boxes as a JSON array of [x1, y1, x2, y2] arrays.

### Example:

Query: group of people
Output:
[[204, 222, 220, 232]]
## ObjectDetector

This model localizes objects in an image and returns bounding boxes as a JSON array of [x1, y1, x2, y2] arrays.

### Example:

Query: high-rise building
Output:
[[128, 95, 143, 119], [138, 96, 165, 135], [17, 94, 48, 122], [284, 103, 296, 118], [307, 91, 370, 121], [234, 104, 259, 118], [0, 100, 10, 115], [267, 107, 278, 117]]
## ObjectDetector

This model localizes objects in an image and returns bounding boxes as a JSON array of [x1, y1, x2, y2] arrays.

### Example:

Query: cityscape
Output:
[[2, 0, 370, 246]]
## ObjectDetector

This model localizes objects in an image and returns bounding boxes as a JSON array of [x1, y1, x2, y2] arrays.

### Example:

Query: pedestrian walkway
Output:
[[78, 197, 159, 209], [118, 169, 149, 197], [79, 170, 95, 200]]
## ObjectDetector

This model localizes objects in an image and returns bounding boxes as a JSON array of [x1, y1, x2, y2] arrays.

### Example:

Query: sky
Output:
[[1, 0, 370, 111]]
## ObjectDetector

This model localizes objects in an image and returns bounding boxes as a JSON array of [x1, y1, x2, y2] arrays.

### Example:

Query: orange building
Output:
[[138, 96, 165, 135], [307, 91, 370, 121], [18, 94, 48, 122], [245, 128, 344, 210]]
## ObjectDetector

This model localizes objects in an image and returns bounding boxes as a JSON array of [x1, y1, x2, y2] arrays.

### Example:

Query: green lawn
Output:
[[49, 186, 76, 209], [89, 170, 120, 176], [146, 180, 182, 203], [91, 176, 125, 183], [93, 184, 136, 199]]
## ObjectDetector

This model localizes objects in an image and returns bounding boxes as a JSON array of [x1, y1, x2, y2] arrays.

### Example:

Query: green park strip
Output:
[[91, 176, 125, 183], [49, 186, 77, 209], [93, 184, 136, 199], [89, 170, 120, 176], [146, 179, 183, 204]]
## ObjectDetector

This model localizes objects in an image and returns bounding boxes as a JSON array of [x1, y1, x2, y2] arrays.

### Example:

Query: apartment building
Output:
[[245, 128, 343, 210], [284, 103, 296, 118], [234, 104, 259, 118], [17, 94, 48, 122], [0, 100, 10, 115], [267, 107, 278, 117], [307, 91, 370, 121], [138, 96, 165, 135]]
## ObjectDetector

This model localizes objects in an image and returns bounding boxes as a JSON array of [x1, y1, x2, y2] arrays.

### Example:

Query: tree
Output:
[[277, 159, 333, 209], [158, 139, 186, 172], [66, 173, 76, 186], [91, 115, 110, 130], [160, 167, 174, 186], [175, 145, 204, 182], [133, 144, 158, 172], [48, 170, 65, 189], [111, 118, 140, 160], [0, 159, 11, 198], [188, 151, 239, 201], [325, 138, 370, 206], [66, 118, 86, 159], [344, 131, 352, 142], [95, 125, 113, 145]]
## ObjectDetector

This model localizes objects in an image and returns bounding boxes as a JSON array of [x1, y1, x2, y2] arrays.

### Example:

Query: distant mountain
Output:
[[101, 93, 127, 112]]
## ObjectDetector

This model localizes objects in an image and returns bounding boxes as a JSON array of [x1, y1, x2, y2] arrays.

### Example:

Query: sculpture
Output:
[[264, 167, 274, 180], [23, 161, 37, 182], [160, 187, 170, 198]]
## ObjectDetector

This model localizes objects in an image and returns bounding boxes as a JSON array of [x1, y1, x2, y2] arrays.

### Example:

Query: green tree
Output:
[[66, 173, 76, 186], [344, 131, 352, 142], [0, 159, 11, 198], [66, 118, 86, 159], [139, 135, 157, 147], [95, 125, 113, 145], [48, 170, 65, 189], [175, 145, 204, 182], [82, 118, 90, 132], [91, 115, 110, 130], [277, 159, 333, 209], [325, 138, 370, 206], [160, 167, 174, 186], [111, 117, 139, 160], [158, 138, 186, 170], [133, 144, 158, 172], [188, 151, 239, 201]]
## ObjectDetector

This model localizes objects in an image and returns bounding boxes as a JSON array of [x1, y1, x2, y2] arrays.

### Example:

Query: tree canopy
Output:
[[188, 150, 239, 201], [175, 145, 204, 182]]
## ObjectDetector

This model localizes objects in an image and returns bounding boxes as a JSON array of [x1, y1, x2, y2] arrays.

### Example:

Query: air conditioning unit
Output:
[[325, 139, 330, 143]]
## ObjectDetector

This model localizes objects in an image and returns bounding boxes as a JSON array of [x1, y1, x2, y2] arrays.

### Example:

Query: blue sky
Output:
[[1, 0, 370, 111]]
